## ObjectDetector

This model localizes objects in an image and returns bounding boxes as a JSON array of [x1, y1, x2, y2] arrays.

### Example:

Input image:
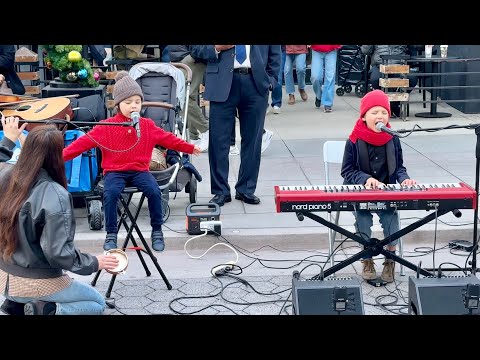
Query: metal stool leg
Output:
[[91, 189, 172, 296]]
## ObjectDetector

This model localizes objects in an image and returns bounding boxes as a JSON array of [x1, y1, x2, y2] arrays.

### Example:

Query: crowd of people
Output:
[[0, 44, 426, 315]]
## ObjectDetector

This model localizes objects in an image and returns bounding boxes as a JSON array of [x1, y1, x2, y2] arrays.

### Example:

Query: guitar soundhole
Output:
[[16, 105, 32, 112]]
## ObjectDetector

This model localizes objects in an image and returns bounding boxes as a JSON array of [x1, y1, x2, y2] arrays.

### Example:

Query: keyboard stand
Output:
[[296, 209, 451, 277]]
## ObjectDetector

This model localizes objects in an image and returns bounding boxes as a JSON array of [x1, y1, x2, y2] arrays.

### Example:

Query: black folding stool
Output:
[[90, 164, 181, 298]]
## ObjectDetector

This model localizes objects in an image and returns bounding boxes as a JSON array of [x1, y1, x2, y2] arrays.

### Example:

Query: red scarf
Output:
[[348, 118, 392, 146]]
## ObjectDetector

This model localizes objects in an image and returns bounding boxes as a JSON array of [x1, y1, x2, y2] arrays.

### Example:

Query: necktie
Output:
[[236, 45, 246, 64]]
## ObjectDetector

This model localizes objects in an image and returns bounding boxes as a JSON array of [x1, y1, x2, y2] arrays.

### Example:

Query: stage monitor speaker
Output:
[[408, 275, 480, 315], [292, 276, 364, 315]]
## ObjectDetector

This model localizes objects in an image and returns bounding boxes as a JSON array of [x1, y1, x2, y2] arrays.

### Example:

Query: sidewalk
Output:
[[3, 86, 480, 315]]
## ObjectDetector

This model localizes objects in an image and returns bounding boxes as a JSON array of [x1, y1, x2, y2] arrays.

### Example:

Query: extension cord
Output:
[[211, 261, 235, 276], [200, 220, 222, 235]]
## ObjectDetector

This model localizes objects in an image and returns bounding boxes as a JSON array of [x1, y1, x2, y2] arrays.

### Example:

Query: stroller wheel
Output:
[[87, 199, 103, 230], [336, 87, 345, 96], [187, 174, 197, 204], [344, 84, 352, 93], [355, 82, 366, 98]]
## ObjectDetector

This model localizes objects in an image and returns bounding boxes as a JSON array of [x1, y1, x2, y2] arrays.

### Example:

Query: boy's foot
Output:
[[103, 233, 118, 251], [151, 230, 165, 252], [381, 259, 395, 283], [315, 98, 321, 109], [324, 106, 333, 113], [272, 105, 281, 114], [361, 259, 376, 280]]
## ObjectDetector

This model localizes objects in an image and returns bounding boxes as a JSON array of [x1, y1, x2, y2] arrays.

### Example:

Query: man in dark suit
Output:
[[0, 45, 25, 95], [192, 45, 281, 206]]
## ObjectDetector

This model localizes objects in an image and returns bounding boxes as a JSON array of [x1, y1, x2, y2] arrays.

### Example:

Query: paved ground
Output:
[[3, 86, 480, 315]]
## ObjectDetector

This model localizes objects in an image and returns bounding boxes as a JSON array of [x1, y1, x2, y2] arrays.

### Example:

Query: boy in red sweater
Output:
[[63, 71, 201, 252]]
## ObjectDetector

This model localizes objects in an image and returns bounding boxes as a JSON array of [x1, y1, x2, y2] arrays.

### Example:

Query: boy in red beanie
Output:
[[341, 90, 416, 283], [64, 71, 201, 252]]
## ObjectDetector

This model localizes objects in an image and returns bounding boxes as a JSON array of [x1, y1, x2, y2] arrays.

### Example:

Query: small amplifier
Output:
[[186, 203, 221, 235]]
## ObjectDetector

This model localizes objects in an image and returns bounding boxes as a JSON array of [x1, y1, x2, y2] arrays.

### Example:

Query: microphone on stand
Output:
[[131, 111, 141, 138], [375, 122, 398, 136]]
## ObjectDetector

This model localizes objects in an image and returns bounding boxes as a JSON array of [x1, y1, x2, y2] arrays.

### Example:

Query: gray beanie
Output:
[[113, 71, 144, 106]]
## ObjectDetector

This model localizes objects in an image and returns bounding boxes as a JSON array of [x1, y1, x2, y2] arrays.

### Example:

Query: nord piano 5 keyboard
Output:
[[274, 183, 477, 213]]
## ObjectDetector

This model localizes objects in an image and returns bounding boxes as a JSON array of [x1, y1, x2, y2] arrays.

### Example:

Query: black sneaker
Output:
[[315, 97, 321, 109], [0, 299, 25, 315], [103, 233, 118, 251], [24, 300, 56, 315], [151, 230, 165, 252]]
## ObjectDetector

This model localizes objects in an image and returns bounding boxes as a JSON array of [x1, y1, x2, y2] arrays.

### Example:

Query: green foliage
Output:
[[42, 45, 99, 87]]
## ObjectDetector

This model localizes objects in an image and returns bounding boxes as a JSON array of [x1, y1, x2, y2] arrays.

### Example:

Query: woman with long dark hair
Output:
[[0, 124, 119, 315]]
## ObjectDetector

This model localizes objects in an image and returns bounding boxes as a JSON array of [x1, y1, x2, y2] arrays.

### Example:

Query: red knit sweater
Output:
[[63, 113, 195, 174]]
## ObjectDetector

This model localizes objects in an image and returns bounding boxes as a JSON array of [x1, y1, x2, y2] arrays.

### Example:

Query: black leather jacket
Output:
[[0, 137, 14, 163], [0, 168, 98, 278]]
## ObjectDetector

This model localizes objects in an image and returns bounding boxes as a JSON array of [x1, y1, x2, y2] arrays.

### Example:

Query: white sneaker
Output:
[[272, 105, 281, 114], [229, 145, 240, 156], [198, 130, 209, 153], [190, 138, 201, 146], [261, 129, 273, 154]]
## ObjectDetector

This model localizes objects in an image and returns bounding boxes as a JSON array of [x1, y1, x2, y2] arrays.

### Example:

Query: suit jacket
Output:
[[192, 45, 281, 102], [0, 45, 25, 95]]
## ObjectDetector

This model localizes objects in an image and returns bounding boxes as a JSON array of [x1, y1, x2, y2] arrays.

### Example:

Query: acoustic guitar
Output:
[[2, 97, 73, 131]]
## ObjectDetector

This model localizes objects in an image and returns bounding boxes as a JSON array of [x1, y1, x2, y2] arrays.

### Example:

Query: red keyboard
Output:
[[274, 183, 477, 213]]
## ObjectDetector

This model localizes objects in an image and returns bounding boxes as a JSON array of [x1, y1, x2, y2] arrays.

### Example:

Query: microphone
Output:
[[375, 122, 398, 136], [131, 112, 140, 138]]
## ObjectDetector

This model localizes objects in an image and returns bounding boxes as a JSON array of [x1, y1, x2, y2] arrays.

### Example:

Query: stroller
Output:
[[129, 62, 199, 207], [336, 45, 372, 98], [85, 61, 199, 231]]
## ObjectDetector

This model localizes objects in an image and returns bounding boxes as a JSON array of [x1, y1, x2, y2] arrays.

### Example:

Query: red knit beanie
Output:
[[360, 90, 391, 117]]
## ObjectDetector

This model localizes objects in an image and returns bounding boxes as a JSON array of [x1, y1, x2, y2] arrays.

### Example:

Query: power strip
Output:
[[200, 220, 222, 235], [211, 261, 235, 276]]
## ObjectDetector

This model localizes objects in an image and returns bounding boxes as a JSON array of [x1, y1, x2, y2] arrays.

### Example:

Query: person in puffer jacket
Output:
[[310, 45, 342, 112], [361, 45, 422, 117]]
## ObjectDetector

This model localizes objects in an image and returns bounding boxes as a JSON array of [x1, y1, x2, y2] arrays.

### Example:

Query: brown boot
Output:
[[361, 259, 376, 280], [381, 259, 395, 283], [288, 94, 296, 105], [299, 88, 308, 101]]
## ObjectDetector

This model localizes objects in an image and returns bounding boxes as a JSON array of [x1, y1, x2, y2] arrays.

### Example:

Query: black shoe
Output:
[[235, 192, 260, 204], [24, 300, 56, 315], [0, 299, 25, 315], [151, 230, 165, 252], [103, 234, 118, 251], [315, 97, 321, 109], [209, 194, 232, 207]]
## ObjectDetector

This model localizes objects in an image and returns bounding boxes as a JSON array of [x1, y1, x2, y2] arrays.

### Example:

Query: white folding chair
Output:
[[322, 140, 404, 275]]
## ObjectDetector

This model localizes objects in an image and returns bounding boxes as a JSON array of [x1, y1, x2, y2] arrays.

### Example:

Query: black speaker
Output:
[[408, 275, 480, 315], [292, 276, 364, 315]]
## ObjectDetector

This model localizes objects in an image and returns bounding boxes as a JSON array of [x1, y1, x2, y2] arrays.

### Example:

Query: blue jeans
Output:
[[284, 53, 307, 95], [354, 209, 400, 260], [103, 171, 163, 234], [310, 49, 338, 107], [271, 49, 286, 107], [6, 280, 106, 315]]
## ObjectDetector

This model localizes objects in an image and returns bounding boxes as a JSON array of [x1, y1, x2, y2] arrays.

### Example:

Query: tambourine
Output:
[[105, 249, 129, 275]]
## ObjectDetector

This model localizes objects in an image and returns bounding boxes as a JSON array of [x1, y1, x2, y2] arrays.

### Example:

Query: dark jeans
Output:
[[103, 171, 163, 233]]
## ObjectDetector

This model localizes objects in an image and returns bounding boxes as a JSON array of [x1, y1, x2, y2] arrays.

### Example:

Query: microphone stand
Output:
[[396, 123, 480, 274]]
